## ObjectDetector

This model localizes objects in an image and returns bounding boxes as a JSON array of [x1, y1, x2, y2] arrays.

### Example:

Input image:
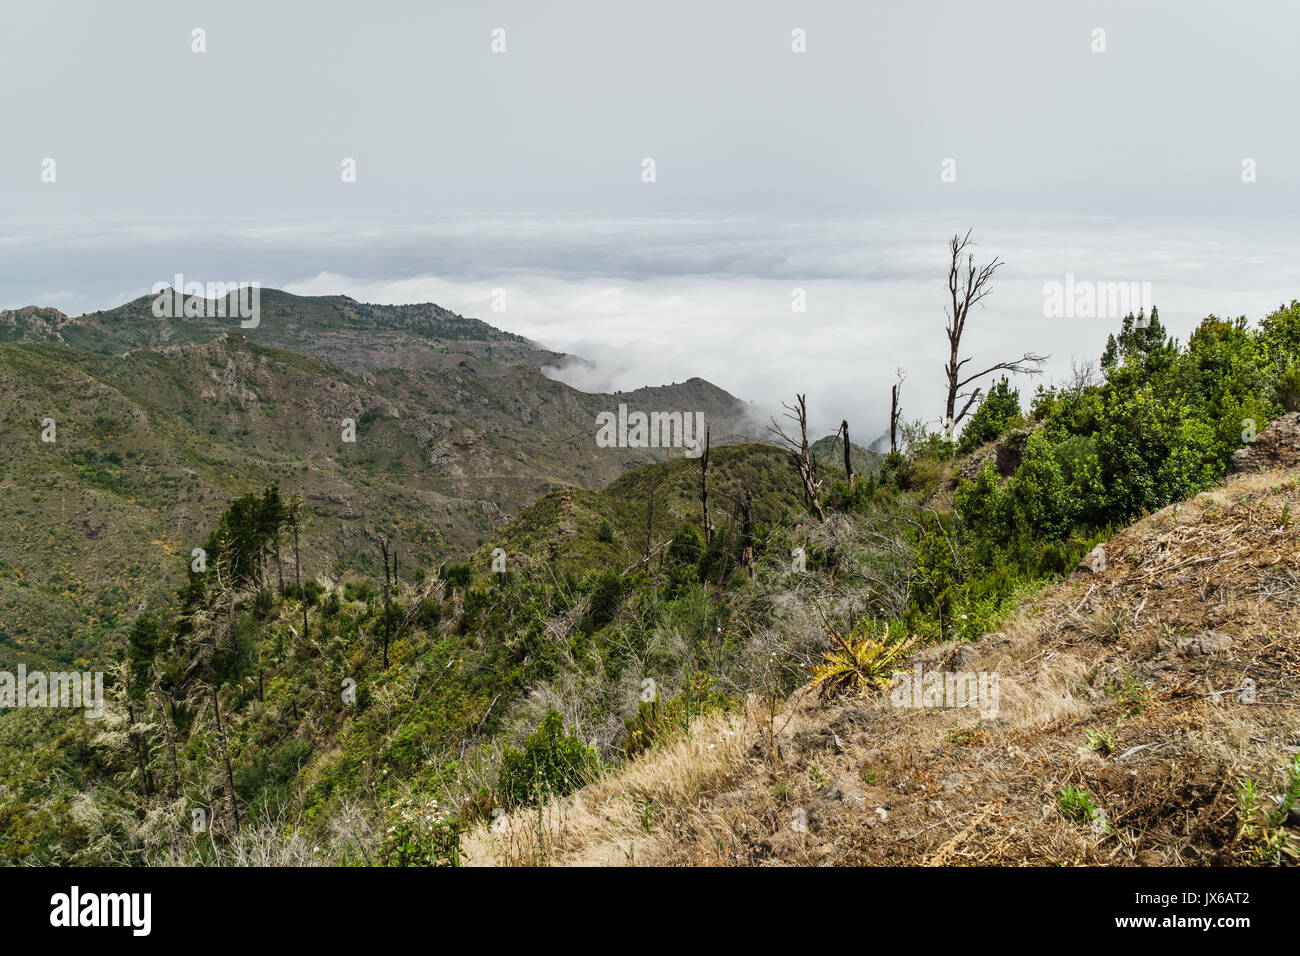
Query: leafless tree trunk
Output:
[[699, 425, 714, 545], [739, 486, 755, 577], [211, 685, 240, 835], [290, 495, 308, 644], [767, 394, 825, 522], [644, 472, 658, 559], [274, 527, 284, 597], [158, 700, 180, 799], [840, 420, 853, 488], [378, 536, 391, 669], [125, 701, 153, 798], [890, 385, 899, 453], [943, 230, 1046, 430]]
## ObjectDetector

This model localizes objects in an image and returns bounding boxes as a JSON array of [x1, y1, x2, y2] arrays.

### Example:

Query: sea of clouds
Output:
[[6, 213, 1300, 440]]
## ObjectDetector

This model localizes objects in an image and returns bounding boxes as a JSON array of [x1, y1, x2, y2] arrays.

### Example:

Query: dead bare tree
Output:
[[767, 394, 826, 522], [699, 425, 714, 546], [738, 485, 755, 578], [289, 494, 308, 644], [210, 683, 240, 835], [890, 368, 906, 455], [943, 230, 1046, 430], [374, 532, 392, 669], [644, 470, 659, 559], [839, 420, 853, 488]]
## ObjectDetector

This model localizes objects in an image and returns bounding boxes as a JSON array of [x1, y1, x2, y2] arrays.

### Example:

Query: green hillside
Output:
[[0, 311, 758, 668], [473, 443, 813, 576]]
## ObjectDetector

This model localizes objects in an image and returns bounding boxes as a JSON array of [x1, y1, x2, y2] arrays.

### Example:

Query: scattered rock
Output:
[[853, 750, 883, 773], [1076, 544, 1107, 574], [792, 730, 846, 755], [827, 708, 873, 735], [1175, 630, 1232, 657], [776, 740, 801, 766], [996, 428, 1033, 475]]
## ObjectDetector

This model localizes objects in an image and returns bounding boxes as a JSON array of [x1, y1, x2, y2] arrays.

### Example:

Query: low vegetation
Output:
[[3, 295, 1299, 866]]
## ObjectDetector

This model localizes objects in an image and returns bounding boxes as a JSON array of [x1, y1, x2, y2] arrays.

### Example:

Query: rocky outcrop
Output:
[[1231, 412, 1300, 472]]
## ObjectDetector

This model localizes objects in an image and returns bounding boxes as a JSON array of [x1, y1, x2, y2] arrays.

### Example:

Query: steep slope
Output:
[[463, 466, 1300, 866]]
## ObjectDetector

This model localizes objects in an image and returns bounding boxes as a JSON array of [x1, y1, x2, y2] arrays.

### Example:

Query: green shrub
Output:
[[440, 562, 472, 591], [1057, 786, 1111, 833], [418, 597, 442, 629], [584, 569, 626, 631], [498, 707, 600, 808], [342, 579, 373, 602], [1273, 362, 1300, 412], [958, 376, 1023, 454]]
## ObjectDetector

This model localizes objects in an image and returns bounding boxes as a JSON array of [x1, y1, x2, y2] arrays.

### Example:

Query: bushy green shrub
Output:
[[440, 562, 472, 591], [584, 569, 626, 631], [958, 376, 1023, 454], [497, 707, 600, 808], [342, 579, 373, 602]]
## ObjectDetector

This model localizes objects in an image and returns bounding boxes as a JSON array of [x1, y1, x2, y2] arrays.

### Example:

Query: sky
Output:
[[3, 0, 1299, 437]]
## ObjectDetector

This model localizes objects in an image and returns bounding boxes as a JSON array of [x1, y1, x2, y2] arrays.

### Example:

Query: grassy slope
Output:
[[463, 467, 1300, 866]]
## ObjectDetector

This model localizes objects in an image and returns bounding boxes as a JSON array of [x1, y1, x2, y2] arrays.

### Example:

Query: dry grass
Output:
[[460, 468, 1300, 866]]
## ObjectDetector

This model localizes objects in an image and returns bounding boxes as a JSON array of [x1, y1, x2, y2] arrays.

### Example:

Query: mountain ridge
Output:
[[0, 290, 763, 667]]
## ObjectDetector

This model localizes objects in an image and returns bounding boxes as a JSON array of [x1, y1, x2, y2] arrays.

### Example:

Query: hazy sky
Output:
[[4, 0, 1299, 221], [3, 1, 1299, 436]]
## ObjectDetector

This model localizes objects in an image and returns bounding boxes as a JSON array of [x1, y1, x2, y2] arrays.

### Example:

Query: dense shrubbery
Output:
[[958, 376, 1023, 454], [952, 305, 1296, 581]]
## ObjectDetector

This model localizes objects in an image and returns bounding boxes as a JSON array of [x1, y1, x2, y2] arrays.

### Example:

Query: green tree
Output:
[[958, 376, 1023, 454]]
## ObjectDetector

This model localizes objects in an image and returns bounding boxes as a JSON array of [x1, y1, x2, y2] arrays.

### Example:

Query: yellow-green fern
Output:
[[810, 622, 918, 694]]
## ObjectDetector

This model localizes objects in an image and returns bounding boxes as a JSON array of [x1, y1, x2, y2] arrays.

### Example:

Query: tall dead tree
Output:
[[739, 485, 755, 578], [767, 394, 825, 522], [211, 684, 240, 835], [378, 535, 392, 669], [699, 425, 714, 546], [890, 385, 899, 454], [644, 470, 660, 560], [289, 494, 308, 644], [839, 420, 853, 488], [943, 230, 1046, 430]]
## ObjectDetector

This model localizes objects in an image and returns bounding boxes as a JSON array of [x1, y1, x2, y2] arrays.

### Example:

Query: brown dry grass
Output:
[[461, 469, 1300, 866]]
